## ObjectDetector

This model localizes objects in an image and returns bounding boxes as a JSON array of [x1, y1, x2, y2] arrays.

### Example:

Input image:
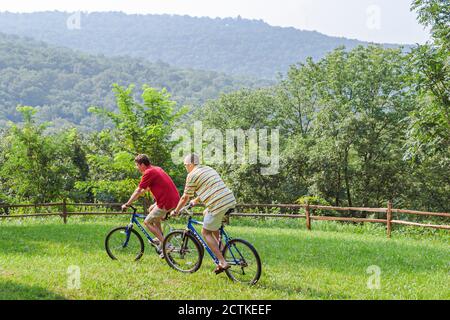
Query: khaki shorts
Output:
[[144, 204, 169, 224], [202, 206, 235, 231]]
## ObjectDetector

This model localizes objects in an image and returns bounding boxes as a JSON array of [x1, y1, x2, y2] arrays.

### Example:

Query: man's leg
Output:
[[144, 205, 166, 244], [202, 228, 228, 267], [145, 218, 165, 244], [202, 209, 228, 267], [213, 230, 221, 247]]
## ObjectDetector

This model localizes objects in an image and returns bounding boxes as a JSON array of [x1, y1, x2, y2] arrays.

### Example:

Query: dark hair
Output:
[[135, 154, 151, 166]]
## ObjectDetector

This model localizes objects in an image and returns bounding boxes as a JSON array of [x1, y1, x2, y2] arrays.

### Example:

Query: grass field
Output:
[[0, 215, 449, 300]]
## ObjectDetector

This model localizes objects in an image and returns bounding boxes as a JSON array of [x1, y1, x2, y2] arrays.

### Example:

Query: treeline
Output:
[[199, 44, 448, 213], [0, 33, 270, 131], [0, 11, 378, 79], [0, 1, 448, 216]]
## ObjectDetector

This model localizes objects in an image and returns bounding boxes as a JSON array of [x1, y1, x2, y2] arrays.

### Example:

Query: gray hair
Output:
[[184, 153, 200, 165]]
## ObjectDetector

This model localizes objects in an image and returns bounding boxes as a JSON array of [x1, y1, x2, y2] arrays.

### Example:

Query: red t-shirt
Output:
[[138, 166, 180, 210]]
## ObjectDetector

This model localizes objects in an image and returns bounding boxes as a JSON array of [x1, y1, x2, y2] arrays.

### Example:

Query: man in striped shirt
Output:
[[171, 153, 236, 274]]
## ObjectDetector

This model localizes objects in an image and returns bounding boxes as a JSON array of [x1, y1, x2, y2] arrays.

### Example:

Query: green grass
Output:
[[0, 216, 449, 300]]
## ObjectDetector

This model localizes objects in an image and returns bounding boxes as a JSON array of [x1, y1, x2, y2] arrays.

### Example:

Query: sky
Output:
[[0, 0, 431, 44]]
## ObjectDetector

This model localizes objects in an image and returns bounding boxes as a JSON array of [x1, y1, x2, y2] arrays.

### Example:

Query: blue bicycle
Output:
[[162, 205, 262, 285], [105, 206, 170, 261]]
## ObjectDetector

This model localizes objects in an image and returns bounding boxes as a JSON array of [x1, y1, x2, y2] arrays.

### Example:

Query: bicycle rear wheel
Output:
[[163, 230, 203, 273], [222, 239, 262, 285], [105, 226, 144, 261]]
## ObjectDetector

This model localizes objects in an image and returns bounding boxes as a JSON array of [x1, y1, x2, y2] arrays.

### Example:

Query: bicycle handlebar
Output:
[[166, 204, 193, 219], [122, 204, 194, 220], [181, 204, 194, 215], [122, 205, 137, 214]]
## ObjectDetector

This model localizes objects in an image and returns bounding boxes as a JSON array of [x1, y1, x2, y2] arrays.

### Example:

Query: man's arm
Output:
[[122, 187, 146, 210], [172, 173, 197, 215], [191, 196, 201, 206], [171, 193, 191, 216]]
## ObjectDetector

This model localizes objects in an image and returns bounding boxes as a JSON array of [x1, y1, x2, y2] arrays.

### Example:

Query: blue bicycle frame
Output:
[[185, 214, 240, 266], [124, 206, 158, 246]]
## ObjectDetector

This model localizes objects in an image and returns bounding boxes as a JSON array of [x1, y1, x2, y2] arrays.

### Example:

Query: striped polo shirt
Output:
[[184, 165, 236, 215]]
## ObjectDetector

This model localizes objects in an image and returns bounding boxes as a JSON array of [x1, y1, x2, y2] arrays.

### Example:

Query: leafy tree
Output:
[[76, 84, 187, 203], [399, 0, 450, 212], [0, 106, 79, 203], [407, 0, 449, 158], [199, 45, 418, 212], [89, 84, 186, 167], [199, 88, 285, 203]]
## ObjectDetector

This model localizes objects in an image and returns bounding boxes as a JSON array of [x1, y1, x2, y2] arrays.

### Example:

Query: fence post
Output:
[[62, 198, 68, 224], [386, 200, 392, 238], [305, 201, 311, 230]]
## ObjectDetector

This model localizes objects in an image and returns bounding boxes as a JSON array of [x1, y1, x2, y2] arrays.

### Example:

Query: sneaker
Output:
[[214, 263, 231, 274], [158, 243, 176, 259], [158, 248, 165, 259]]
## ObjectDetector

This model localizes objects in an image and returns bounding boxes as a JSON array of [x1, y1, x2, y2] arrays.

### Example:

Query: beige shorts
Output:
[[144, 204, 169, 223], [202, 206, 235, 231]]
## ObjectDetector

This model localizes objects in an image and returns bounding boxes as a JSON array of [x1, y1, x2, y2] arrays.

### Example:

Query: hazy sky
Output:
[[1, 0, 430, 44]]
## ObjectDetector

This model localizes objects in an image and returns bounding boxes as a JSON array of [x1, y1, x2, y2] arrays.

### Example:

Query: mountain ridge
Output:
[[0, 32, 270, 130], [0, 11, 403, 79]]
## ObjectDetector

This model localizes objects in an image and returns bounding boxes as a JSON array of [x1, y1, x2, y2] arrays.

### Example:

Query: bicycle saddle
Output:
[[225, 208, 235, 216]]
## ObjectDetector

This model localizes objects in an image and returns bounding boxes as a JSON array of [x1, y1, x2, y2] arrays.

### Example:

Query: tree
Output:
[[282, 46, 415, 211], [199, 46, 417, 210], [199, 88, 285, 202], [77, 84, 187, 203], [400, 0, 450, 211], [0, 106, 79, 203], [407, 0, 449, 158]]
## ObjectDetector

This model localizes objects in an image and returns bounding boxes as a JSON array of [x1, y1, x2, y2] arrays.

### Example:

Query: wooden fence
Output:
[[0, 200, 449, 238]]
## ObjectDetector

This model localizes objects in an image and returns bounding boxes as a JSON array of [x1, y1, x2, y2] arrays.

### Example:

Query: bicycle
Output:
[[162, 204, 262, 285], [104, 205, 172, 261]]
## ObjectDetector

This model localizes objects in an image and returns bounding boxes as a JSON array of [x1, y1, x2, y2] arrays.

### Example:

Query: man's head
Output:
[[135, 154, 151, 173], [183, 153, 200, 173]]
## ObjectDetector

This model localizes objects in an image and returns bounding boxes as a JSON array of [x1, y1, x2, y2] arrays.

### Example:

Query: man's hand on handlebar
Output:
[[189, 200, 197, 208], [189, 197, 200, 208], [171, 198, 198, 217], [121, 204, 129, 212]]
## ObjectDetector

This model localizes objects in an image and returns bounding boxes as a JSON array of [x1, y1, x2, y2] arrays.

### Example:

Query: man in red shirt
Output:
[[122, 154, 180, 249]]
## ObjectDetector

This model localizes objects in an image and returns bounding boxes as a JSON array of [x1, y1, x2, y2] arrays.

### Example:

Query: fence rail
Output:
[[0, 201, 449, 237]]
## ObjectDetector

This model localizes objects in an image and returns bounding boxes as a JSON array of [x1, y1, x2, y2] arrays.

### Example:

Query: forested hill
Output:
[[0, 11, 392, 79], [0, 33, 270, 130]]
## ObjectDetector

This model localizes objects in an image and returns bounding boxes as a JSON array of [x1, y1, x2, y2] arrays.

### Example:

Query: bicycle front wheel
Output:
[[222, 239, 262, 285], [105, 226, 144, 261], [163, 230, 203, 273]]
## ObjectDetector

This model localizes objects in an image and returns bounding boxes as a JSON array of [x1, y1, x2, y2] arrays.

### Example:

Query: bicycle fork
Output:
[[180, 230, 191, 258], [122, 223, 134, 248]]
